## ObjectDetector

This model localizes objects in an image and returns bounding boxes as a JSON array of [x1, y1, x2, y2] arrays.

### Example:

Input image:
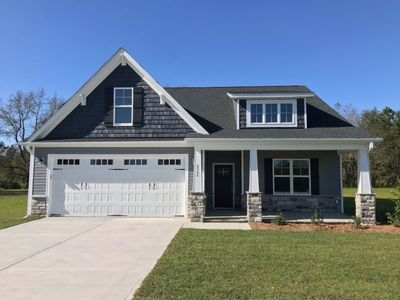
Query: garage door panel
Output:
[[51, 156, 186, 217]]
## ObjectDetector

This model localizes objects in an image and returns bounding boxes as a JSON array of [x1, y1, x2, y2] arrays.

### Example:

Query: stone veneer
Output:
[[188, 193, 206, 222], [263, 195, 341, 212], [247, 192, 262, 223], [31, 197, 47, 216], [355, 193, 376, 225]]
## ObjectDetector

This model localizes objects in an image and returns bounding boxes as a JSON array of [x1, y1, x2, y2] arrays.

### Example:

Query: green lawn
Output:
[[343, 188, 398, 223], [135, 229, 400, 299], [0, 189, 40, 230]]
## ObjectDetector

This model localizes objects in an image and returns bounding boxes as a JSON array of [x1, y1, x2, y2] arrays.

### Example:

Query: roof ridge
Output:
[[164, 85, 308, 89]]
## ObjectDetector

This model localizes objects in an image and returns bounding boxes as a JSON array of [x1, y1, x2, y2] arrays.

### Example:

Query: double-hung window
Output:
[[273, 159, 310, 195], [247, 100, 296, 127], [114, 87, 134, 126]]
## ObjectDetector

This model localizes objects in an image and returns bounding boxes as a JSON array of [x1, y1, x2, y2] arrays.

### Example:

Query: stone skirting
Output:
[[188, 193, 206, 222], [262, 195, 341, 212], [247, 192, 262, 223], [355, 193, 376, 225], [31, 197, 47, 216]]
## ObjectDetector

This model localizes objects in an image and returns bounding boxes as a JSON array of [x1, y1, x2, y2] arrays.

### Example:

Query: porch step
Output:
[[203, 215, 248, 223]]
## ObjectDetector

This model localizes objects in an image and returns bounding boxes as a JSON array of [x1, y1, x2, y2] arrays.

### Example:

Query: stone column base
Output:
[[247, 192, 262, 223], [31, 197, 47, 216], [188, 193, 206, 222], [355, 193, 376, 225]]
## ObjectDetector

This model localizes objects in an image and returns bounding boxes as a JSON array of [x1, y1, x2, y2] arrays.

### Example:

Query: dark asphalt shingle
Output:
[[166, 85, 377, 139]]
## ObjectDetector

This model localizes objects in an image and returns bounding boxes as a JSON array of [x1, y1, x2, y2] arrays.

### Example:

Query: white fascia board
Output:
[[227, 92, 315, 99], [27, 48, 208, 142], [20, 140, 191, 148], [185, 138, 382, 151]]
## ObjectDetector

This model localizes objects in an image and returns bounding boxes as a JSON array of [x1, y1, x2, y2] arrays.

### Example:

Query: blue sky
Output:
[[0, 0, 399, 110]]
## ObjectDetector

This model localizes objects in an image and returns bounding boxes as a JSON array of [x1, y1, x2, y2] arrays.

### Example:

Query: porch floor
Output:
[[205, 209, 352, 224]]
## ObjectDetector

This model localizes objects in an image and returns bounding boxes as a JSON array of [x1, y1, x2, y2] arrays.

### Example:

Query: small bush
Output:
[[272, 213, 286, 226], [386, 200, 400, 227], [387, 182, 400, 227], [352, 216, 362, 229], [311, 209, 323, 225]]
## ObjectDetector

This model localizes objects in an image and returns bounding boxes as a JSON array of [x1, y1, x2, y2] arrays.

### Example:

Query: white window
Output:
[[273, 159, 310, 195], [246, 100, 297, 127], [114, 87, 134, 126]]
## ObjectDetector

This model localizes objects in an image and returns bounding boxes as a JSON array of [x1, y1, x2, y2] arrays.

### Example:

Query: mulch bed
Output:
[[251, 223, 400, 233]]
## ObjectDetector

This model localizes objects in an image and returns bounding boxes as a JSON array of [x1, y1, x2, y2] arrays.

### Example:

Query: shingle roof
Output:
[[165, 85, 376, 139]]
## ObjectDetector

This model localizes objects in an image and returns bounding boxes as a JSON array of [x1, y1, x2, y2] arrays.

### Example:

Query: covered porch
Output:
[[188, 139, 376, 225]]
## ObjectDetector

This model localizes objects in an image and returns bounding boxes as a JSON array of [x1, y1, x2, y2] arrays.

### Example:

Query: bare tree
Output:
[[0, 89, 63, 184]]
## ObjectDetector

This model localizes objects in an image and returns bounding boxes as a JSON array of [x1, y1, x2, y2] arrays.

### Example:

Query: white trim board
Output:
[[27, 48, 208, 142], [227, 92, 315, 99]]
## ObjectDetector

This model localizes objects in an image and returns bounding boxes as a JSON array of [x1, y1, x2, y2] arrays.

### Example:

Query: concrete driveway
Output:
[[0, 217, 184, 300]]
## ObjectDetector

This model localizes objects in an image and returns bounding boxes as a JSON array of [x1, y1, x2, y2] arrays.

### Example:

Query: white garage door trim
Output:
[[47, 154, 189, 217]]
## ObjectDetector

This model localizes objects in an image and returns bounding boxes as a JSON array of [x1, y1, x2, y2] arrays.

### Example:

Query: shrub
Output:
[[387, 182, 400, 227], [272, 213, 286, 226], [311, 209, 324, 225], [352, 216, 362, 229], [386, 200, 400, 227]]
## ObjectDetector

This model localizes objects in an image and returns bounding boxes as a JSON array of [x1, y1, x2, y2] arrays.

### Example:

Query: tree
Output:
[[334, 103, 360, 187], [359, 107, 400, 187], [0, 89, 63, 186]]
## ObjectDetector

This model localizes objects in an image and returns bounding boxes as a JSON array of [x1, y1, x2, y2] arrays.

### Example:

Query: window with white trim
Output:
[[246, 100, 297, 127], [273, 159, 310, 194], [114, 87, 133, 126]]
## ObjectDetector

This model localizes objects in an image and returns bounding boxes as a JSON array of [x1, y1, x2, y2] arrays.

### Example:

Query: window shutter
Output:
[[133, 87, 144, 127], [264, 158, 273, 194], [311, 158, 320, 195], [104, 87, 114, 127]]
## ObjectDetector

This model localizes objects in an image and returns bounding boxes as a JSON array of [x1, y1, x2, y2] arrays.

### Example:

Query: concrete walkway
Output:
[[0, 217, 184, 300]]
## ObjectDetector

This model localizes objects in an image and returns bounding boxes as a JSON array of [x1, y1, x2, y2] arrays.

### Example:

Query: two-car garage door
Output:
[[49, 155, 187, 217]]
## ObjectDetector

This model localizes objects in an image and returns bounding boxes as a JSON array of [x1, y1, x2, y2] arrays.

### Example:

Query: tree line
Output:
[[0, 89, 398, 189], [335, 103, 400, 187]]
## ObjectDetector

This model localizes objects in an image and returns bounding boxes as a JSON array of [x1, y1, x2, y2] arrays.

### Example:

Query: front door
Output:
[[214, 164, 234, 209]]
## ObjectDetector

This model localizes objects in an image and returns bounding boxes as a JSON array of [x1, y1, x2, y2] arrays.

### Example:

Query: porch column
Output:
[[193, 148, 203, 193], [247, 149, 262, 223], [188, 148, 206, 222], [355, 147, 376, 225]]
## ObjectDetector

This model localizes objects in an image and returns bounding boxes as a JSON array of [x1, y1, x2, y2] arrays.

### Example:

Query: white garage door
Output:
[[49, 155, 187, 217]]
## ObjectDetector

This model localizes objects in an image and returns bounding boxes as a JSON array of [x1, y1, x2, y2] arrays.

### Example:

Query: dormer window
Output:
[[114, 87, 134, 126], [246, 100, 297, 127]]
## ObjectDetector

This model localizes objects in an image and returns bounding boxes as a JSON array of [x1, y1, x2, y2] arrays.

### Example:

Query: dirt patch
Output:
[[251, 223, 400, 233]]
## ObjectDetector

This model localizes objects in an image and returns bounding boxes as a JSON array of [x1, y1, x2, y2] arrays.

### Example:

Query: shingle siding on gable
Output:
[[297, 99, 305, 128], [239, 100, 247, 129], [238, 99, 305, 129], [44, 65, 194, 140]]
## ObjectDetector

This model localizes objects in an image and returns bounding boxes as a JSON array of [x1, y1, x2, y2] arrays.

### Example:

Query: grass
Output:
[[0, 189, 40, 230], [135, 229, 400, 299], [343, 188, 398, 223]]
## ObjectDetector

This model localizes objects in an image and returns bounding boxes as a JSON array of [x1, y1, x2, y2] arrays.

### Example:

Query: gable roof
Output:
[[27, 48, 208, 142], [166, 86, 377, 139]]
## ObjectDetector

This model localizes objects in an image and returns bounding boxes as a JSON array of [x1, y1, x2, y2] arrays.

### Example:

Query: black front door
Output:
[[214, 164, 234, 208]]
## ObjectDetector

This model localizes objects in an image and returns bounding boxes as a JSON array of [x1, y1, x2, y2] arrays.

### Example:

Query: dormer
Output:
[[227, 92, 315, 129]]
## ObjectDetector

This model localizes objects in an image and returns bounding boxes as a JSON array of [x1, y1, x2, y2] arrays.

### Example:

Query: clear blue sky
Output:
[[0, 0, 399, 110]]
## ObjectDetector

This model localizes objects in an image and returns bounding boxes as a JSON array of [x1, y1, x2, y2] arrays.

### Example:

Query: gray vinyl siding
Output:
[[33, 147, 194, 196], [256, 150, 341, 195], [204, 151, 242, 209], [32, 156, 47, 195], [44, 65, 194, 140], [238, 99, 306, 129]]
